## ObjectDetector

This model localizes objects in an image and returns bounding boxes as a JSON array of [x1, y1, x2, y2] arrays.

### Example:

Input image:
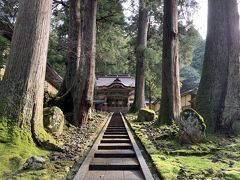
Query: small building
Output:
[[0, 65, 5, 80], [94, 75, 135, 113], [181, 87, 198, 110], [0, 63, 62, 95], [152, 98, 161, 112], [152, 87, 198, 112]]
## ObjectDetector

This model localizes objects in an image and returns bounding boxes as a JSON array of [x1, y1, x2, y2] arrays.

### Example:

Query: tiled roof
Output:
[[181, 86, 198, 96], [96, 75, 135, 87]]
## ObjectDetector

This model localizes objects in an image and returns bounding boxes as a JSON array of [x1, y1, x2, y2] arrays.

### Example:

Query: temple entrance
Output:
[[106, 96, 129, 112], [94, 76, 135, 113]]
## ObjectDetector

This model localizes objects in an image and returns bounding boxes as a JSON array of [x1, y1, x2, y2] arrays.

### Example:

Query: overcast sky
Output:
[[122, 1, 240, 39], [192, 0, 207, 38]]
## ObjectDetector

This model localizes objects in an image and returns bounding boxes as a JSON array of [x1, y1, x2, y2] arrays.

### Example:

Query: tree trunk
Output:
[[147, 80, 154, 109], [196, 0, 240, 133], [73, 0, 97, 127], [131, 0, 149, 112], [158, 0, 181, 125], [55, 0, 82, 118], [59, 0, 81, 95], [221, 1, 240, 133], [149, 83, 152, 109], [0, 0, 52, 134]]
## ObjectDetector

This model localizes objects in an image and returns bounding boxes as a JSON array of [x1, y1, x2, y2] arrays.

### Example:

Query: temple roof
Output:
[[181, 86, 198, 96], [96, 75, 135, 87]]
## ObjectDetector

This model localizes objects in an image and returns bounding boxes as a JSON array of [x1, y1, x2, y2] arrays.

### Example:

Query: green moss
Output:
[[0, 117, 49, 177], [137, 108, 155, 122], [177, 155, 225, 171], [0, 117, 9, 143], [155, 124, 179, 141], [36, 128, 57, 145], [181, 108, 206, 131], [0, 111, 110, 179], [168, 143, 219, 156], [126, 114, 240, 179], [0, 117, 34, 145], [140, 108, 155, 113], [225, 170, 240, 180], [151, 154, 181, 179], [33, 126, 62, 151]]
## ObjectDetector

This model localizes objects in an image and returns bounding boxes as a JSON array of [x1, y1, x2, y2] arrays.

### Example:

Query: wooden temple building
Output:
[[152, 86, 198, 112], [94, 75, 135, 113], [180, 86, 198, 110]]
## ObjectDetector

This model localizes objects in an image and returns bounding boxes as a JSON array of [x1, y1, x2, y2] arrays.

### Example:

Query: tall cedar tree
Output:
[[131, 0, 149, 112], [59, 0, 81, 96], [56, 0, 81, 119], [158, 0, 181, 125], [196, 0, 240, 133], [0, 0, 55, 146], [73, 0, 97, 126]]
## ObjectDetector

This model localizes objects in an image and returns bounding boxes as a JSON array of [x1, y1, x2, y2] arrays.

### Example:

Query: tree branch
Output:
[[53, 0, 68, 7], [0, 16, 13, 40]]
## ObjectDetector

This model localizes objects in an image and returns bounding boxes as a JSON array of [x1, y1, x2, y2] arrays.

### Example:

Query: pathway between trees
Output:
[[74, 113, 154, 180]]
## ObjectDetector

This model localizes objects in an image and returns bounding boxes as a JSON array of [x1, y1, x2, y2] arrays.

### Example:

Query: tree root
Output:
[[32, 127, 63, 152], [31, 104, 63, 152]]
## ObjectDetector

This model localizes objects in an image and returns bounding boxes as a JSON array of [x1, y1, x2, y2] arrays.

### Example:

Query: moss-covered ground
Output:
[[0, 112, 109, 179], [126, 114, 240, 179], [0, 117, 49, 179]]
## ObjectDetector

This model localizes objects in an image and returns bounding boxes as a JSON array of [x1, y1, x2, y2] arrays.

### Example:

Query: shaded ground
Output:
[[0, 112, 109, 179], [126, 114, 240, 179]]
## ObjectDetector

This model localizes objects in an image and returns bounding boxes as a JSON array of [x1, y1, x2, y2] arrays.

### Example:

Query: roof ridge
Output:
[[97, 74, 131, 78]]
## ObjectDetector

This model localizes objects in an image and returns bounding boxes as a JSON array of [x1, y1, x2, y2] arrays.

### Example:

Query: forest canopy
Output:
[[0, 0, 204, 97]]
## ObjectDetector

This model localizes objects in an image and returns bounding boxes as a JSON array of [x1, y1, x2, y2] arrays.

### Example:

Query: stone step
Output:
[[84, 170, 145, 180], [98, 143, 132, 150], [102, 135, 129, 139], [101, 139, 131, 143], [106, 127, 126, 130], [104, 132, 128, 135], [74, 113, 153, 180], [105, 131, 127, 133], [89, 158, 140, 170], [108, 124, 125, 128], [107, 125, 125, 127], [108, 126, 125, 128], [89, 164, 140, 171], [94, 150, 136, 158], [105, 129, 126, 131], [91, 157, 139, 165]]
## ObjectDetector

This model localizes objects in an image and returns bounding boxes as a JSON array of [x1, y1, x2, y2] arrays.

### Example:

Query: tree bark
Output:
[[59, 0, 81, 95], [196, 0, 240, 133], [73, 0, 97, 127], [149, 83, 152, 109], [0, 0, 52, 130], [158, 0, 181, 125], [130, 0, 149, 112]]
